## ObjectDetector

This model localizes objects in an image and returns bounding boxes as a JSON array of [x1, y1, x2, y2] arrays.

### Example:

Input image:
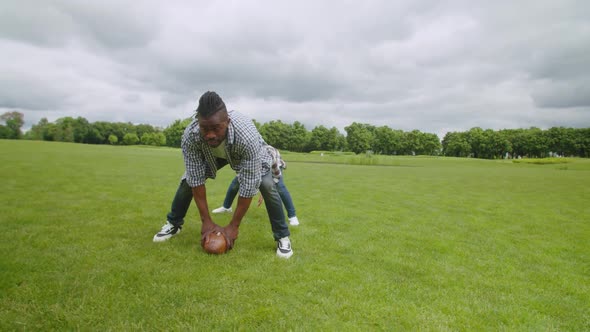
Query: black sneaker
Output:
[[153, 222, 182, 242], [276, 236, 293, 258]]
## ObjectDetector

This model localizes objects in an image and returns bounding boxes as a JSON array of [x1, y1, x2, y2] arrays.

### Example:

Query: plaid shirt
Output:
[[181, 110, 273, 198], [267, 145, 284, 183]]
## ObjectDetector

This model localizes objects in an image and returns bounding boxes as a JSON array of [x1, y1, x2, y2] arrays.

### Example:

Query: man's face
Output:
[[198, 111, 230, 147]]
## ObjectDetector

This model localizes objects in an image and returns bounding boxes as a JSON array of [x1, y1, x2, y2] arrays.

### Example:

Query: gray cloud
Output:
[[1, 0, 589, 135], [532, 80, 590, 109], [0, 0, 159, 48]]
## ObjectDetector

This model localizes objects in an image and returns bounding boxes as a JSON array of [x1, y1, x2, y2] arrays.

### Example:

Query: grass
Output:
[[512, 157, 573, 165], [1, 140, 589, 331]]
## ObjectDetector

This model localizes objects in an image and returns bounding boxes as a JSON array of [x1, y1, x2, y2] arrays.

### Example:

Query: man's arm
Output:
[[223, 196, 252, 246], [192, 185, 221, 240]]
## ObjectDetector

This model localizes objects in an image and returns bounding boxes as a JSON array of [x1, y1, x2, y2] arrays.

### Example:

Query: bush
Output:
[[122, 133, 139, 145], [512, 157, 572, 165], [108, 134, 118, 145]]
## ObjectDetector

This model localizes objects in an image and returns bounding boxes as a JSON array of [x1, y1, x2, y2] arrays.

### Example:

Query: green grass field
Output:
[[1, 140, 589, 331]]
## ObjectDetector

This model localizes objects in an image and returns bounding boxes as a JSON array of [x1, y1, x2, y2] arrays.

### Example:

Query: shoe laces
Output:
[[161, 222, 174, 232], [278, 237, 290, 249]]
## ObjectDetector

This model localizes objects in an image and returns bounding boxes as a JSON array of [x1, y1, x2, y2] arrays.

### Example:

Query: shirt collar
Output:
[[226, 110, 235, 145]]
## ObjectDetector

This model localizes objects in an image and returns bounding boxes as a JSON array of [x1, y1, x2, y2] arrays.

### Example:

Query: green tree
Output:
[[92, 122, 135, 144], [141, 132, 155, 145], [108, 134, 118, 145], [286, 121, 309, 152], [135, 124, 157, 139], [86, 127, 105, 144], [72, 117, 91, 143], [140, 132, 166, 146], [91, 122, 114, 144], [546, 127, 576, 157], [259, 120, 291, 150], [574, 128, 590, 157], [0, 125, 11, 138], [442, 132, 471, 157], [44, 123, 59, 141], [163, 118, 192, 148], [524, 127, 548, 158], [307, 126, 345, 152], [476, 129, 494, 159], [308, 125, 330, 151], [420, 132, 442, 156], [0, 111, 25, 139], [404, 130, 426, 155], [503, 129, 527, 158], [330, 127, 347, 151], [484, 129, 511, 159], [122, 133, 139, 145], [373, 126, 397, 155], [26, 117, 49, 140], [344, 122, 375, 154], [114, 122, 136, 142], [465, 127, 485, 158], [54, 117, 76, 142], [154, 132, 166, 146]]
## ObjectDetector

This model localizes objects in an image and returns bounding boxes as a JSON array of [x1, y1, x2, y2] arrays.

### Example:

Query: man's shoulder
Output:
[[184, 118, 199, 132], [228, 110, 253, 124], [228, 110, 260, 141], [187, 117, 199, 129]]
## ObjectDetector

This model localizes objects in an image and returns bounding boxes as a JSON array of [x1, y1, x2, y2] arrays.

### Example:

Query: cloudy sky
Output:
[[1, 0, 589, 138]]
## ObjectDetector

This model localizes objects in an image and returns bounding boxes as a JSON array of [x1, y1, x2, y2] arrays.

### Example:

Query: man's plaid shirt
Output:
[[267, 145, 285, 183], [181, 110, 273, 198]]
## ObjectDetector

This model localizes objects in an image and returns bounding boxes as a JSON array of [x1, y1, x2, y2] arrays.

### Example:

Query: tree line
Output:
[[442, 127, 590, 158], [2, 111, 589, 158]]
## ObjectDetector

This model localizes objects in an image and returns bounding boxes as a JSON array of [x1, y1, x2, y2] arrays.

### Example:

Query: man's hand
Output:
[[200, 220, 222, 246], [222, 224, 239, 249], [223, 195, 251, 249], [257, 193, 264, 207]]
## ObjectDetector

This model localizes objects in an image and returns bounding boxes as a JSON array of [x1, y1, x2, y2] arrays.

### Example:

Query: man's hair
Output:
[[196, 91, 226, 117]]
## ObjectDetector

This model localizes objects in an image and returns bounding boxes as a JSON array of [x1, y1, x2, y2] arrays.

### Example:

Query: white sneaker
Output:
[[276, 236, 293, 258], [153, 222, 181, 242], [212, 206, 232, 214], [289, 216, 300, 226]]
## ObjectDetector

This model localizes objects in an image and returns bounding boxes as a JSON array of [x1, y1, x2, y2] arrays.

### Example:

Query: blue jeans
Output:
[[168, 158, 229, 227], [167, 171, 290, 240], [223, 175, 296, 218]]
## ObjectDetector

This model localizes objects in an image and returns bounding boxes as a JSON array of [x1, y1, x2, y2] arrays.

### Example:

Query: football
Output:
[[202, 231, 229, 254]]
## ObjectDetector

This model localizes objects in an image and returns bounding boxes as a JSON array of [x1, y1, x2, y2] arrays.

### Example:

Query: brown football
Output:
[[202, 231, 229, 254]]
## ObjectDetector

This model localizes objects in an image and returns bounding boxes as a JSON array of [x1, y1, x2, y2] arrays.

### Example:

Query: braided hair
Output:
[[196, 91, 227, 118]]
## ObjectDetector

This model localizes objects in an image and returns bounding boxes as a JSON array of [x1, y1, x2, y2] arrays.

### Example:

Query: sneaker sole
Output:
[[153, 235, 173, 242], [276, 249, 293, 259], [153, 229, 181, 242]]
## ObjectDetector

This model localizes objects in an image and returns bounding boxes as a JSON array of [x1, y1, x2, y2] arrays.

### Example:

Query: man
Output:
[[153, 91, 293, 258], [212, 146, 300, 226]]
